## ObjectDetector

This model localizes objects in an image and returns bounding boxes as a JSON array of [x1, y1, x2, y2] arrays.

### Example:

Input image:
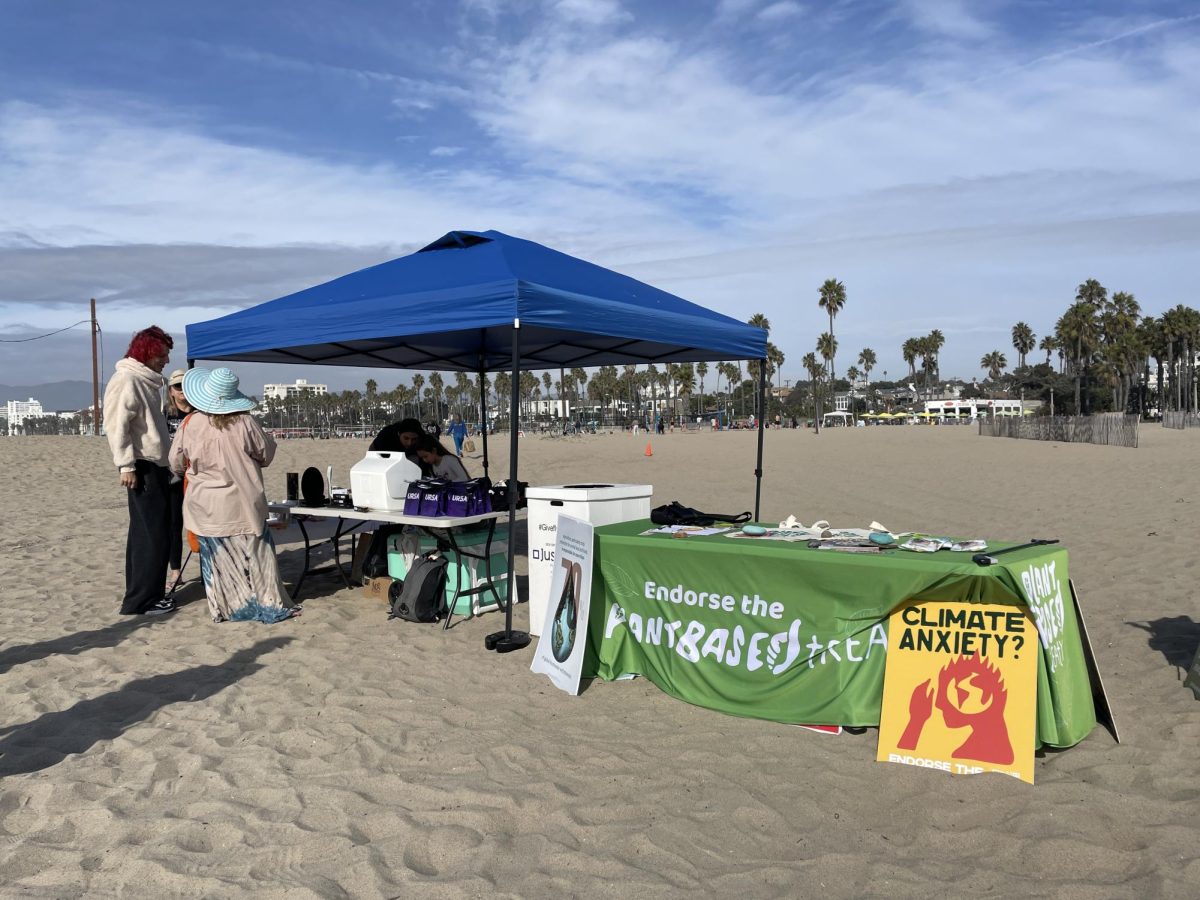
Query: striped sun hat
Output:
[[182, 367, 257, 414]]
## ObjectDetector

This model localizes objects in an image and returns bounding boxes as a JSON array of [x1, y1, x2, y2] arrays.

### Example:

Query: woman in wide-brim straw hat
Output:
[[168, 367, 298, 624]]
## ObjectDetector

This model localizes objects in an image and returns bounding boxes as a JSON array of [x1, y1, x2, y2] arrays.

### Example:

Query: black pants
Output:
[[167, 478, 185, 570], [122, 461, 171, 614]]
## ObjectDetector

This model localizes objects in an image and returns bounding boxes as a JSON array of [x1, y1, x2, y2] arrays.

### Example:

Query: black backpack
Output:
[[650, 501, 751, 528], [387, 551, 449, 622]]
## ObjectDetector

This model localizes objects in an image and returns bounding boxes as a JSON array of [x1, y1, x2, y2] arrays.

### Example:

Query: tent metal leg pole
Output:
[[754, 358, 766, 521], [477, 356, 489, 478], [486, 322, 531, 654]]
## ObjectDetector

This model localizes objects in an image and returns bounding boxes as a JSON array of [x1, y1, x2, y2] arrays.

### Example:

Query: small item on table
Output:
[[899, 535, 951, 553], [949, 539, 987, 552], [741, 525, 767, 536], [807, 538, 884, 553]]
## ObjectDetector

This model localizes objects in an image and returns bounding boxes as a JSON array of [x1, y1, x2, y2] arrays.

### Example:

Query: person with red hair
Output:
[[104, 325, 177, 615]]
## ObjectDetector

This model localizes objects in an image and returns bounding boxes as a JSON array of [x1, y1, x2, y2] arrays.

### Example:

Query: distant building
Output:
[[524, 399, 573, 418], [6, 397, 44, 433], [924, 398, 1030, 419], [262, 379, 328, 401]]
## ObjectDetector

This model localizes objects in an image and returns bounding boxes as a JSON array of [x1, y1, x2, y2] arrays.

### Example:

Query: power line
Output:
[[0, 320, 92, 343]]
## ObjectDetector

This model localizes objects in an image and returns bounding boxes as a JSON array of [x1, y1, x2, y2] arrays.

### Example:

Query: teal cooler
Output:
[[386, 527, 509, 616]]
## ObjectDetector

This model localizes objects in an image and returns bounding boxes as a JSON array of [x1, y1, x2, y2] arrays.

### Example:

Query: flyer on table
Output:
[[531, 515, 594, 695], [877, 599, 1037, 784]]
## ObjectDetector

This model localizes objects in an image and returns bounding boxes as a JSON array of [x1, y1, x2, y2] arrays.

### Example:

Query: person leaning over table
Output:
[[414, 433, 470, 481], [163, 369, 194, 592], [169, 367, 298, 624], [104, 325, 177, 617], [368, 416, 432, 475]]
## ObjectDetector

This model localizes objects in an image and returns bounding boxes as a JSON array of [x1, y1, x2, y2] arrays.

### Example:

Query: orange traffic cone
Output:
[[645, 443, 653, 457]]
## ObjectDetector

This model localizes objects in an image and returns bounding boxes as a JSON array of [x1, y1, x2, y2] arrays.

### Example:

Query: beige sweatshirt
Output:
[[104, 358, 170, 472], [169, 412, 276, 537]]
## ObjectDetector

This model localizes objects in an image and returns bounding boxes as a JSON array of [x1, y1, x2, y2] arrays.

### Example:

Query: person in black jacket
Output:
[[369, 417, 432, 475]]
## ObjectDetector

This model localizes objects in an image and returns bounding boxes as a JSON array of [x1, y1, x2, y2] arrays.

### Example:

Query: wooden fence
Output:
[[1162, 412, 1200, 430], [978, 414, 1139, 448]]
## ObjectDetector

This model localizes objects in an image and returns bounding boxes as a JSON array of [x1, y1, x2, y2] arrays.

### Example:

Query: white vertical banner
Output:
[[530, 515, 594, 695]]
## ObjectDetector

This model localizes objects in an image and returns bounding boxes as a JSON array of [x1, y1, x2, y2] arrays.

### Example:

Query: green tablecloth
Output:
[[584, 521, 1096, 748]]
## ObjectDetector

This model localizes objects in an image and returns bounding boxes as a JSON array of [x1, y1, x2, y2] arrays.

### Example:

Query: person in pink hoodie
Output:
[[104, 326, 176, 616]]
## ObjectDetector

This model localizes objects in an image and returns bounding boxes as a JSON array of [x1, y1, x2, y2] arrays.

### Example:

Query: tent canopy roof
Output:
[[186, 230, 767, 373]]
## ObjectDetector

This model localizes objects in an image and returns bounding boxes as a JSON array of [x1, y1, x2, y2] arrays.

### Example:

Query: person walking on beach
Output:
[[170, 367, 297, 624], [447, 415, 468, 456], [163, 369, 193, 592], [104, 325, 176, 616]]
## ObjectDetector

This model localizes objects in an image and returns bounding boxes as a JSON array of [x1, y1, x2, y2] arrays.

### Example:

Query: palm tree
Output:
[[768, 344, 785, 396], [494, 372, 511, 426], [981, 350, 1008, 386], [1100, 291, 1142, 412], [1039, 334, 1058, 369], [902, 338, 919, 385], [428, 372, 444, 422], [1056, 302, 1099, 414], [817, 332, 837, 387], [818, 279, 846, 379], [1011, 322, 1036, 369], [802, 350, 823, 428], [927, 329, 945, 392], [676, 364, 696, 419], [916, 335, 934, 401], [857, 347, 876, 407], [411, 373, 425, 419], [645, 363, 658, 418], [453, 371, 472, 419], [696, 361, 708, 418], [748, 313, 772, 415], [1076, 278, 1108, 309], [571, 367, 588, 409], [857, 348, 876, 381]]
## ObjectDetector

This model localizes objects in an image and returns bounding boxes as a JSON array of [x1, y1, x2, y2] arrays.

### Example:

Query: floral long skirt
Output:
[[198, 525, 298, 623]]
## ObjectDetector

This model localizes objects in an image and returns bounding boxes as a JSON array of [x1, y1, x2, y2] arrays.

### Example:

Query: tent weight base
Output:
[[486, 629, 531, 653]]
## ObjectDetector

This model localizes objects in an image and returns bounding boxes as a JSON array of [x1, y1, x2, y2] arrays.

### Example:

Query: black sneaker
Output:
[[144, 597, 176, 616]]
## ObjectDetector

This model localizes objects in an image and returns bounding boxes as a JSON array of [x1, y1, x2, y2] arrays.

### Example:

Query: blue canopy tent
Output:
[[186, 230, 769, 652]]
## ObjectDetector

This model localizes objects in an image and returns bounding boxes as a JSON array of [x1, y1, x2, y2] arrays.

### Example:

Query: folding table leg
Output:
[[291, 517, 313, 600]]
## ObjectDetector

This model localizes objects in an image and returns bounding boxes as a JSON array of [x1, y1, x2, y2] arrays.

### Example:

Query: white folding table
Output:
[[275, 504, 520, 628]]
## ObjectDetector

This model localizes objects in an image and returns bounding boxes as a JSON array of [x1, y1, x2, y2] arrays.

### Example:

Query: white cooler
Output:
[[525, 483, 653, 636], [349, 451, 422, 512]]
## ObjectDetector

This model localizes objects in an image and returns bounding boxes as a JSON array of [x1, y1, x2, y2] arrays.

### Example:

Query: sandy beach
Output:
[[2, 425, 1198, 897]]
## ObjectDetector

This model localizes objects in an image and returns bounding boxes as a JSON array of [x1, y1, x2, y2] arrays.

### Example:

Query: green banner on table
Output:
[[584, 522, 1096, 747]]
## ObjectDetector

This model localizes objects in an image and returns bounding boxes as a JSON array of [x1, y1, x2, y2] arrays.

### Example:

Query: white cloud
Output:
[[550, 0, 631, 27], [894, 0, 993, 41], [715, 0, 760, 22], [757, 2, 803, 23], [430, 145, 465, 157], [0, 100, 688, 250]]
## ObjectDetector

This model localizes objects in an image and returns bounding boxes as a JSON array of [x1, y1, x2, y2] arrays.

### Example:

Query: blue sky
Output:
[[2, 0, 1199, 394]]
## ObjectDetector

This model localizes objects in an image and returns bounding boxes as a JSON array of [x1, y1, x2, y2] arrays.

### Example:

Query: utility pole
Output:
[[90, 298, 101, 435]]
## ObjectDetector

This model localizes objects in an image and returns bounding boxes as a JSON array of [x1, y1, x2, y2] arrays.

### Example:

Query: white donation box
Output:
[[525, 483, 652, 636], [349, 451, 423, 512]]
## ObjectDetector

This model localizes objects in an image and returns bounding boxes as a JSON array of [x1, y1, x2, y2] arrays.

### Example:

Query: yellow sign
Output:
[[877, 600, 1037, 784]]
